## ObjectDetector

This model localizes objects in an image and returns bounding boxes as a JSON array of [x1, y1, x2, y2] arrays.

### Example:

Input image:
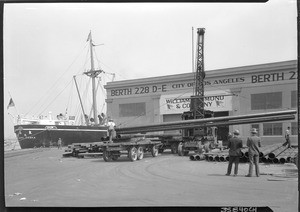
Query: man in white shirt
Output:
[[107, 119, 116, 143]]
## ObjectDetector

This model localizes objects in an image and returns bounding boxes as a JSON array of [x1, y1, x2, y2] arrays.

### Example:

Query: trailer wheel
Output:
[[171, 143, 178, 154], [178, 142, 183, 156], [137, 147, 144, 160], [129, 147, 138, 161], [151, 145, 159, 157], [103, 150, 111, 162]]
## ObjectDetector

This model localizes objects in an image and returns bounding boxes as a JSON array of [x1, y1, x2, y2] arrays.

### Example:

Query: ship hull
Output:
[[14, 124, 108, 149]]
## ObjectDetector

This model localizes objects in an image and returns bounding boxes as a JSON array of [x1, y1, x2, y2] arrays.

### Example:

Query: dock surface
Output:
[[4, 148, 298, 211]]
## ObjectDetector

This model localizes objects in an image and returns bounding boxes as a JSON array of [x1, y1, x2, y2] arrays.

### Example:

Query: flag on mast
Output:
[[7, 98, 15, 109]]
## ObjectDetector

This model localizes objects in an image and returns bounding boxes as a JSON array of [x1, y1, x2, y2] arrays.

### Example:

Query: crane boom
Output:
[[191, 28, 206, 119]]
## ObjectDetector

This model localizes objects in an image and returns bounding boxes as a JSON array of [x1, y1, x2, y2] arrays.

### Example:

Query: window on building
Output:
[[251, 124, 260, 136], [291, 122, 298, 135], [251, 92, 282, 110], [263, 123, 282, 136], [291, 90, 297, 108], [119, 102, 146, 117]]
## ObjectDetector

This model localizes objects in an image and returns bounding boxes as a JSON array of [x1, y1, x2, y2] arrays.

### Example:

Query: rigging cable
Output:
[[26, 42, 89, 116], [39, 79, 73, 115]]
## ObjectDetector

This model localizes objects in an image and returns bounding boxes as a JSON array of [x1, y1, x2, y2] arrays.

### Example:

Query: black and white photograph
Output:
[[3, 1, 298, 211]]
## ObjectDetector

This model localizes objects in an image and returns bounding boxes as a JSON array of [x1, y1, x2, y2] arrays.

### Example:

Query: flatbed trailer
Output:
[[101, 138, 162, 162], [63, 142, 104, 158]]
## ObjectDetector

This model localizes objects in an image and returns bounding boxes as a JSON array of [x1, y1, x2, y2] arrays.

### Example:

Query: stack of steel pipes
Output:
[[277, 148, 297, 164], [241, 143, 298, 164], [189, 154, 206, 161], [266, 146, 288, 163], [189, 150, 230, 162], [190, 144, 298, 164], [260, 146, 298, 164]]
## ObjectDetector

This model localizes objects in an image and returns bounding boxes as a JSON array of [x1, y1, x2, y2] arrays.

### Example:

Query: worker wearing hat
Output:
[[226, 129, 243, 177], [245, 128, 261, 177]]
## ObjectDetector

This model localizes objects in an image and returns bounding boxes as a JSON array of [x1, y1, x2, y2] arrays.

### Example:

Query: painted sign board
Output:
[[160, 91, 232, 114]]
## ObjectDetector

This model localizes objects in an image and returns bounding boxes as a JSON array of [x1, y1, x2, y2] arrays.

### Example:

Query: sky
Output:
[[3, 1, 297, 139]]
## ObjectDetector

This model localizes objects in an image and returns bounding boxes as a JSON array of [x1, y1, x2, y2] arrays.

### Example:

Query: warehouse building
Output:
[[104, 60, 297, 146]]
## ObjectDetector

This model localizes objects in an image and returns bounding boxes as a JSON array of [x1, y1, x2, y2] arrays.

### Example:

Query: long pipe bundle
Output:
[[116, 110, 296, 134]]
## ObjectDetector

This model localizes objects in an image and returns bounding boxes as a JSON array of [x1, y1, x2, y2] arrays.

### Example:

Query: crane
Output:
[[177, 28, 216, 156]]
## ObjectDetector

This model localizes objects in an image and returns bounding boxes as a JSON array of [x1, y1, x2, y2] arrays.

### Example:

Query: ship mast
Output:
[[84, 31, 103, 125]]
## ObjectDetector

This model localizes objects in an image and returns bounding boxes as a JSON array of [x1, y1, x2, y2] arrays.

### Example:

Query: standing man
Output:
[[57, 138, 62, 149], [284, 126, 291, 148], [245, 128, 261, 177], [107, 119, 116, 143], [226, 130, 243, 177]]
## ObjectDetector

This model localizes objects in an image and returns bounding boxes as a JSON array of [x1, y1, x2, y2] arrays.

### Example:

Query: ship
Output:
[[13, 32, 110, 149]]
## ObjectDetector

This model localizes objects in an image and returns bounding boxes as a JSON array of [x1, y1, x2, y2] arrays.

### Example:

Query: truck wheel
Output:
[[129, 147, 138, 161], [103, 150, 111, 162], [178, 142, 183, 156], [151, 145, 159, 157], [137, 146, 144, 160], [171, 143, 178, 154]]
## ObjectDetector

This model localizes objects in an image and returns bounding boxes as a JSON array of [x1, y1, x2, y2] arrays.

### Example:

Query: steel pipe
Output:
[[208, 155, 214, 161], [279, 157, 287, 164], [116, 110, 296, 134], [272, 158, 279, 164], [195, 154, 205, 161], [261, 157, 268, 163], [219, 156, 225, 162], [189, 155, 195, 161]]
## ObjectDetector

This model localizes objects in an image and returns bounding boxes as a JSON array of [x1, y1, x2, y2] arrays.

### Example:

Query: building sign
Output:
[[160, 91, 232, 114], [108, 70, 297, 98]]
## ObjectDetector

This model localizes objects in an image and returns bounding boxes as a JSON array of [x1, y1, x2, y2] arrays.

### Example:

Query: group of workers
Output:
[[84, 113, 108, 126], [226, 126, 292, 177]]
